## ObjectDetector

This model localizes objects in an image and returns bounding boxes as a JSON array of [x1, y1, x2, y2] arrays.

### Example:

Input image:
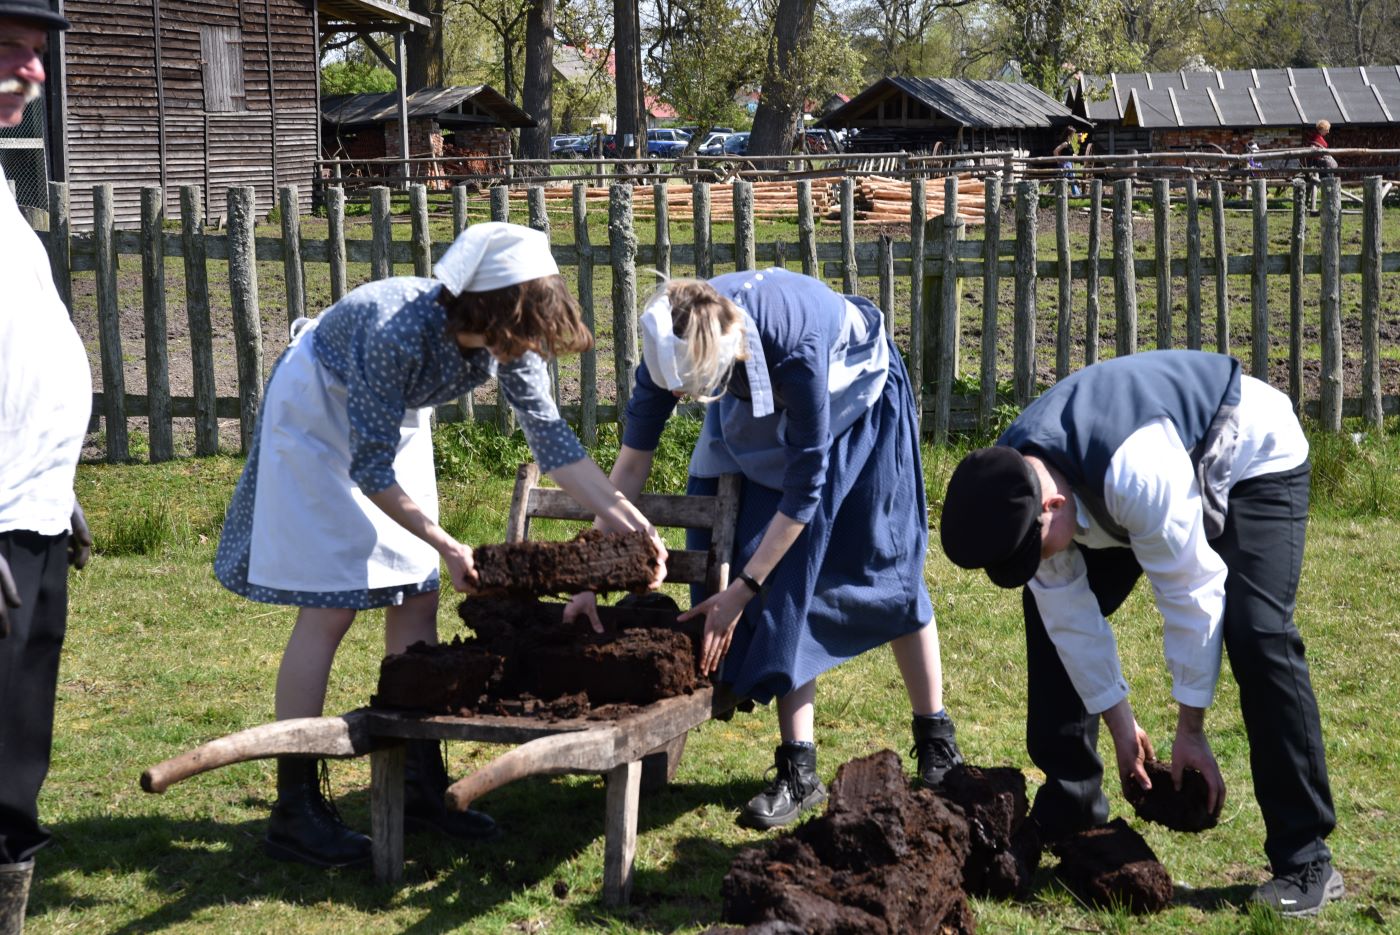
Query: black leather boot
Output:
[[741, 742, 827, 829], [403, 740, 499, 841], [264, 758, 372, 868], [0, 858, 33, 935], [910, 712, 964, 789]]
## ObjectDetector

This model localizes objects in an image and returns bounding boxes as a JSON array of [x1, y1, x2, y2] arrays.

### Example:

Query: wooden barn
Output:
[[1067, 67, 1400, 161], [0, 0, 426, 226], [815, 76, 1088, 156]]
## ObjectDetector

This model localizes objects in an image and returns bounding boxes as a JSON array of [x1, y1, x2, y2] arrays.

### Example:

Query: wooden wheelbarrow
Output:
[[141, 467, 743, 906]]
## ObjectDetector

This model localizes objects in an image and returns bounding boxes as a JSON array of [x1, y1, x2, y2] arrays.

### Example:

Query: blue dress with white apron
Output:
[[214, 277, 585, 610], [622, 268, 934, 703]]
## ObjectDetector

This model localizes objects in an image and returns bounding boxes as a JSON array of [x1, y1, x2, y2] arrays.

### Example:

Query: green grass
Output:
[[29, 422, 1400, 933]]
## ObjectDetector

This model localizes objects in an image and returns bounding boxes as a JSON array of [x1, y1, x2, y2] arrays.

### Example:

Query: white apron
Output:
[[246, 318, 440, 593]]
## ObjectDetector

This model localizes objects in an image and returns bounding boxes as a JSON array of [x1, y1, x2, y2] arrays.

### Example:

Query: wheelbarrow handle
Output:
[[444, 729, 616, 810]]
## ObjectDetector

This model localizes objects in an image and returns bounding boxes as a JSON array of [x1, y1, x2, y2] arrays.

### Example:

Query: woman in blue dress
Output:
[[568, 269, 961, 828], [214, 223, 666, 867]]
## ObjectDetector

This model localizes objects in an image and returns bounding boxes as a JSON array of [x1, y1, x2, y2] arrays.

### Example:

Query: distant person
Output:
[[1053, 127, 1082, 196], [941, 351, 1342, 918], [1304, 119, 1337, 171], [0, 2, 93, 932]]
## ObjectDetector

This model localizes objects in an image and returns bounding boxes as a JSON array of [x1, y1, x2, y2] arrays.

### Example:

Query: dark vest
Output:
[[998, 351, 1243, 541]]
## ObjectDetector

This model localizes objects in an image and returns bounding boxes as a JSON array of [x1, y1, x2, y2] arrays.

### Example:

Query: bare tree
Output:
[[451, 0, 531, 101], [519, 0, 557, 161], [408, 0, 447, 90], [747, 0, 817, 156]]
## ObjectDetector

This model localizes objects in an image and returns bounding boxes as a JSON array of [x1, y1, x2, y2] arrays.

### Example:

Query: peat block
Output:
[[1052, 817, 1174, 914], [722, 750, 975, 935], [1123, 759, 1219, 832], [473, 529, 660, 597], [937, 765, 1041, 898], [371, 596, 699, 716]]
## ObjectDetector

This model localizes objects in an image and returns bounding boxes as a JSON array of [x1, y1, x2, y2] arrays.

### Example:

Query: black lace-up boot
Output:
[[910, 712, 965, 789], [264, 758, 372, 868], [403, 740, 499, 841], [741, 742, 827, 829]]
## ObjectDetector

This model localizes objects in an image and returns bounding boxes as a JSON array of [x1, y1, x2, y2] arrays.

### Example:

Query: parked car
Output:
[[550, 134, 587, 157], [722, 132, 750, 155], [698, 131, 732, 155], [646, 128, 692, 158], [799, 128, 843, 154]]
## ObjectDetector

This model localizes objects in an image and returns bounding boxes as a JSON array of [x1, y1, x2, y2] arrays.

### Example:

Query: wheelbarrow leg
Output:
[[602, 759, 641, 906], [370, 744, 405, 885]]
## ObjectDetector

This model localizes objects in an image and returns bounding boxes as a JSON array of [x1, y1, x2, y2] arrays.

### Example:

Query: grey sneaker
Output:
[[1251, 859, 1344, 917]]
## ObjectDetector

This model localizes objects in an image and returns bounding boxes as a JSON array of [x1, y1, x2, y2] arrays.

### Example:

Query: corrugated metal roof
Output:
[[1086, 65, 1400, 127], [816, 76, 1084, 129], [321, 85, 535, 128]]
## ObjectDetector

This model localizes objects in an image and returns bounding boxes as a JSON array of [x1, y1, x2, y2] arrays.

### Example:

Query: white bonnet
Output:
[[434, 221, 559, 294]]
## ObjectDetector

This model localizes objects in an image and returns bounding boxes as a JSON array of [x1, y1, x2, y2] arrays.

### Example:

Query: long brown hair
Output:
[[439, 274, 593, 360]]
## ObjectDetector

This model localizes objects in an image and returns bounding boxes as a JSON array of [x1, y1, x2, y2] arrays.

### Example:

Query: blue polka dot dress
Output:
[[214, 277, 586, 609]]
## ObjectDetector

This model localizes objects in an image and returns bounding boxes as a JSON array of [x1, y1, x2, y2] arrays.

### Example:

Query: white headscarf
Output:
[[639, 291, 743, 397], [433, 221, 559, 294]]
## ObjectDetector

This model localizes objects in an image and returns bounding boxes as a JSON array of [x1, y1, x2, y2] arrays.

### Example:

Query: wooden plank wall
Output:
[[62, 0, 317, 228]]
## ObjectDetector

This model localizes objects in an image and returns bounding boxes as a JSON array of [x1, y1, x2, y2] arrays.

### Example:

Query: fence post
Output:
[[47, 181, 71, 311], [370, 185, 392, 280], [1112, 178, 1137, 357], [1153, 178, 1171, 350], [410, 183, 432, 278], [933, 178, 962, 443], [141, 186, 173, 463], [797, 179, 817, 277], [908, 176, 926, 428], [1361, 176, 1383, 429], [1185, 177, 1202, 350], [1211, 180, 1229, 354], [1055, 178, 1072, 380], [1250, 178, 1269, 381], [692, 181, 712, 279], [94, 184, 128, 463], [181, 185, 217, 456], [610, 184, 639, 426], [653, 182, 670, 278], [452, 185, 469, 235], [980, 175, 1002, 428], [228, 185, 264, 455], [841, 177, 857, 294], [734, 180, 755, 272], [574, 183, 596, 445], [280, 185, 305, 324], [491, 184, 510, 223], [877, 233, 893, 316], [1085, 179, 1102, 367], [328, 185, 347, 302], [1288, 180, 1307, 410], [525, 184, 558, 406], [1318, 177, 1342, 432], [1013, 180, 1038, 407]]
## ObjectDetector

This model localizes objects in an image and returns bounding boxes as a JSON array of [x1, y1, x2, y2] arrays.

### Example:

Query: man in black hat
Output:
[[0, 3, 91, 933], [940, 351, 1341, 918]]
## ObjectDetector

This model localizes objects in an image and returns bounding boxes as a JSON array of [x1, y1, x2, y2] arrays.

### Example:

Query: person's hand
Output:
[[678, 583, 752, 676], [1101, 698, 1155, 795], [564, 590, 603, 633], [441, 537, 478, 593], [0, 553, 19, 639], [69, 501, 92, 570], [1173, 705, 1225, 817], [645, 529, 669, 590]]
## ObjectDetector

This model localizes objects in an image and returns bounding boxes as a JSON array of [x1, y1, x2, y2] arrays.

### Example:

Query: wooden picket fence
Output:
[[39, 170, 1398, 465]]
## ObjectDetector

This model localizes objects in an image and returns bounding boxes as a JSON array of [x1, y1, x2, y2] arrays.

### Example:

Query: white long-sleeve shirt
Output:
[[0, 167, 92, 536], [1027, 376, 1306, 714]]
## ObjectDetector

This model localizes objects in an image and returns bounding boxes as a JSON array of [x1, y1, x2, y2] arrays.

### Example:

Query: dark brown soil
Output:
[[937, 765, 1041, 898], [721, 750, 975, 935], [1123, 759, 1219, 832], [472, 529, 660, 597], [1051, 818, 1174, 914], [371, 595, 700, 717]]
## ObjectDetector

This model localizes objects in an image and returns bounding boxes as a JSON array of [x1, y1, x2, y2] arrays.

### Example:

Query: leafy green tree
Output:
[[321, 59, 398, 96], [645, 0, 764, 138]]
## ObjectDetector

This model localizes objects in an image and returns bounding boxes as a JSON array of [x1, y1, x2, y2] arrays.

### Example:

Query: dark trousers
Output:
[[1024, 462, 1335, 872], [0, 530, 69, 864]]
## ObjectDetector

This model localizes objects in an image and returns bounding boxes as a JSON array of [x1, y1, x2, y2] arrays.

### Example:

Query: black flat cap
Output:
[[0, 1, 69, 30], [939, 446, 1043, 589]]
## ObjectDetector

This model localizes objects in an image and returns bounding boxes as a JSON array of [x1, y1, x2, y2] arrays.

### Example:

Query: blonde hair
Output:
[[649, 278, 746, 399], [1315, 119, 1331, 134]]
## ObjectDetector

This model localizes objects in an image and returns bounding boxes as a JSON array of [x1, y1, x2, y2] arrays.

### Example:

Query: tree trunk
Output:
[[406, 0, 444, 92], [748, 0, 816, 156], [613, 0, 645, 159], [519, 0, 555, 164]]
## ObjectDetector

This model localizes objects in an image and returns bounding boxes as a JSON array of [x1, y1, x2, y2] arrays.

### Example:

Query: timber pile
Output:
[[824, 174, 987, 226], [532, 180, 833, 221]]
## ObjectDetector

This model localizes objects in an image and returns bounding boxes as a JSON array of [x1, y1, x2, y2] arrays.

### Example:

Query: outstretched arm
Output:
[[367, 483, 476, 592]]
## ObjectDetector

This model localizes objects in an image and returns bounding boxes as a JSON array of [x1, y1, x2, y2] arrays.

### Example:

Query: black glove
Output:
[[0, 552, 19, 639], [69, 501, 92, 570]]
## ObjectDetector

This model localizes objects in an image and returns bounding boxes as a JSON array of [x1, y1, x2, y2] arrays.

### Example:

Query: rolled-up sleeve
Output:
[[621, 359, 681, 452], [772, 337, 830, 523], [498, 351, 587, 472], [1029, 548, 1130, 714]]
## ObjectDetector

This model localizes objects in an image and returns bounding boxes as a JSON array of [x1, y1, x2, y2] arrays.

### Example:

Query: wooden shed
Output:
[[1, 0, 426, 227]]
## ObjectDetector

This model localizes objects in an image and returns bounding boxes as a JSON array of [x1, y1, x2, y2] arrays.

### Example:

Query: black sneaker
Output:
[[1251, 859, 1344, 917]]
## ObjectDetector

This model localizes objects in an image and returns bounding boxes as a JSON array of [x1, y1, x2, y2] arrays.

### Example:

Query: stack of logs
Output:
[[828, 174, 986, 226], [534, 181, 835, 222]]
